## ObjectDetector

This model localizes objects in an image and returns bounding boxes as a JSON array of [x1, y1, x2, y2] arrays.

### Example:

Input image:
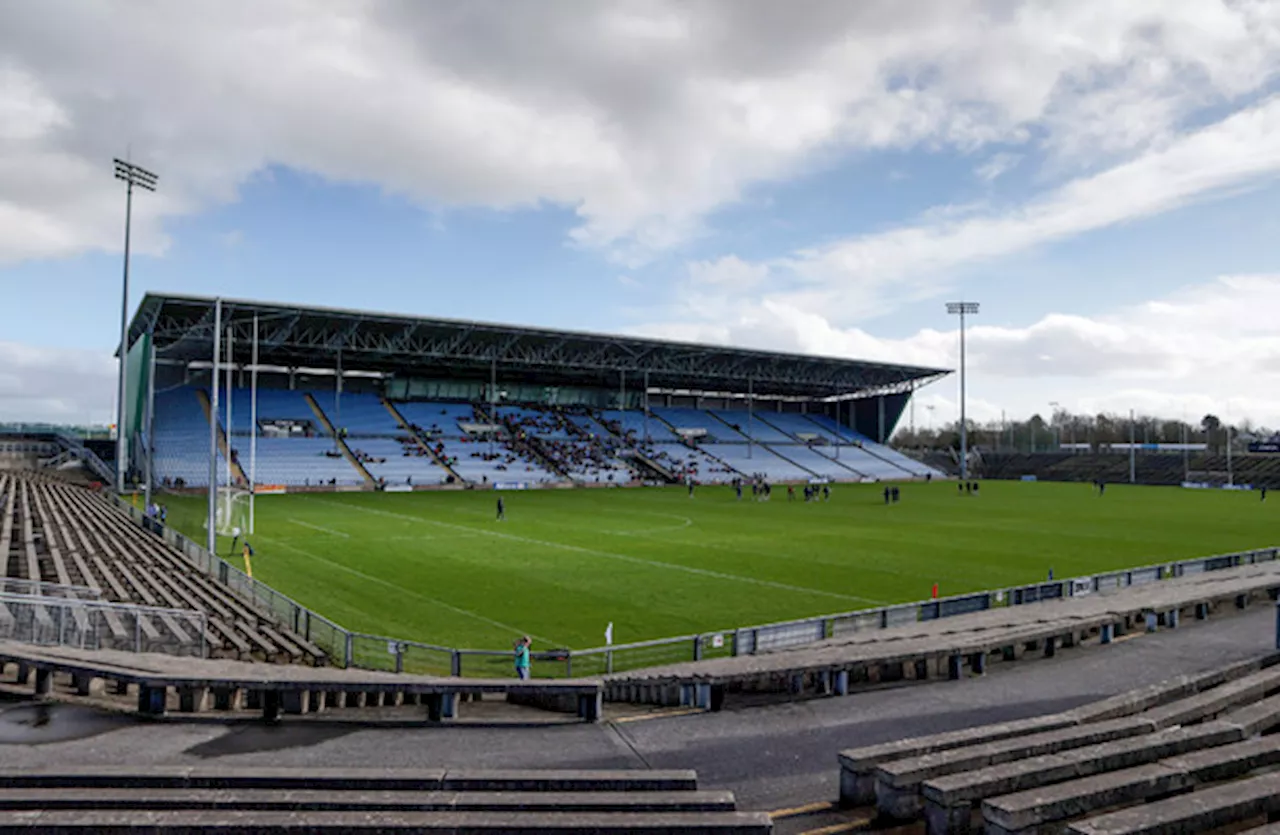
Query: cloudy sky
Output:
[[3, 0, 1280, 429]]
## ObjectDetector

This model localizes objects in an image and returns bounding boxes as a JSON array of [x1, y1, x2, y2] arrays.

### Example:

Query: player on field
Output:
[[496, 496, 506, 521]]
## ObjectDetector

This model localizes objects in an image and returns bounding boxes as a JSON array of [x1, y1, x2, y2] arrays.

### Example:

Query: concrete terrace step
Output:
[[606, 563, 1280, 706], [1140, 664, 1280, 728], [875, 717, 1157, 819], [1062, 656, 1279, 723], [0, 767, 699, 793], [839, 654, 1279, 807], [0, 643, 605, 722], [982, 734, 1280, 835], [0, 788, 737, 813], [921, 721, 1246, 833], [1064, 763, 1280, 835], [0, 810, 774, 833]]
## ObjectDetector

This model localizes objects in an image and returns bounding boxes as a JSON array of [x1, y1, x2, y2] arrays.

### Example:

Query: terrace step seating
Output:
[[0, 765, 770, 833], [0, 641, 607, 724], [347, 437, 451, 486], [981, 452, 1280, 489], [153, 383, 939, 490], [833, 653, 1280, 835], [153, 387, 364, 488], [394, 401, 563, 485], [698, 442, 815, 482], [601, 559, 1280, 709], [0, 472, 323, 664], [493, 405, 638, 484], [801, 413, 933, 478], [152, 388, 231, 489]]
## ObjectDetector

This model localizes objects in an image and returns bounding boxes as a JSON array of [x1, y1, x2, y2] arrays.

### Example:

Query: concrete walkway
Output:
[[1, 605, 1274, 828]]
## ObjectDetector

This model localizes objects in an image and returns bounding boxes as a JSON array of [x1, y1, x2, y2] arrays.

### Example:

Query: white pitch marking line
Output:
[[288, 519, 351, 538], [315, 499, 882, 606], [602, 513, 695, 537], [257, 535, 559, 645]]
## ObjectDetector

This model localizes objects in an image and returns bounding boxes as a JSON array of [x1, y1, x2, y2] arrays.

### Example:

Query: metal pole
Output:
[[620, 370, 625, 412], [115, 180, 133, 493], [143, 333, 156, 513], [489, 355, 496, 457], [225, 326, 233, 492], [1227, 424, 1234, 486], [112, 159, 157, 492], [1129, 408, 1136, 484], [207, 299, 222, 555], [250, 314, 258, 534], [960, 308, 966, 478], [946, 302, 978, 481], [1182, 421, 1189, 484], [747, 377, 753, 460], [877, 395, 886, 444], [334, 349, 342, 452], [643, 370, 650, 443]]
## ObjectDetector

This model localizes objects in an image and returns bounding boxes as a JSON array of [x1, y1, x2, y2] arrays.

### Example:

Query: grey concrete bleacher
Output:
[[0, 766, 770, 833], [0, 641, 606, 723], [876, 717, 1157, 819], [5, 472, 324, 664], [835, 652, 1280, 835], [922, 722, 1245, 831], [840, 657, 1275, 807], [982, 735, 1280, 835], [1065, 771, 1280, 835], [606, 560, 1280, 709]]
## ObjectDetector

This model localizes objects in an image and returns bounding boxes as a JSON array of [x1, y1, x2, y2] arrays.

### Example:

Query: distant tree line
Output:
[[893, 410, 1271, 455]]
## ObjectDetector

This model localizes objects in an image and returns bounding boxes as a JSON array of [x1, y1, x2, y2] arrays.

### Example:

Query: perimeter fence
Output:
[[103, 491, 1278, 676]]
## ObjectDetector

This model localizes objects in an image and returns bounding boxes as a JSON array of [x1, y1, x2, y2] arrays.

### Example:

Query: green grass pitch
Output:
[[159, 481, 1277, 654]]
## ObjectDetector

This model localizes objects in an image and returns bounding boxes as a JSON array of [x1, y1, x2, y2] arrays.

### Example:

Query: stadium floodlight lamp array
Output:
[[112, 158, 159, 494], [113, 159, 159, 192], [945, 301, 980, 480]]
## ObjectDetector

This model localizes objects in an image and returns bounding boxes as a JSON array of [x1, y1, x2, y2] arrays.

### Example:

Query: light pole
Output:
[[1049, 401, 1061, 450], [946, 301, 979, 480], [112, 158, 158, 493]]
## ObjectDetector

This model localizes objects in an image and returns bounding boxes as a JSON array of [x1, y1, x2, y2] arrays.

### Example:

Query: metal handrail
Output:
[[100, 490, 1279, 675]]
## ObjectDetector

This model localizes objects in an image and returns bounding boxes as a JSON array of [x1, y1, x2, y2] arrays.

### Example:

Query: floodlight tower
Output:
[[946, 301, 980, 480], [112, 158, 158, 492]]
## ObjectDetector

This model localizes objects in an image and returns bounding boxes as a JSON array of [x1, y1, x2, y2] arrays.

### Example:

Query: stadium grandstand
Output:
[[123, 293, 950, 496]]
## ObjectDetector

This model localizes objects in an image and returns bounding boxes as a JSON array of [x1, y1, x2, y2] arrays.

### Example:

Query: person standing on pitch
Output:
[[496, 496, 506, 521], [514, 636, 531, 680]]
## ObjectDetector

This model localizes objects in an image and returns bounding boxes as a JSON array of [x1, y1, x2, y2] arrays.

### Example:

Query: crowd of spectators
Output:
[[492, 406, 634, 483]]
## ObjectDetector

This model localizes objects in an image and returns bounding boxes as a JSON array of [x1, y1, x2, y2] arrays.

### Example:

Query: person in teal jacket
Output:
[[514, 636, 531, 680]]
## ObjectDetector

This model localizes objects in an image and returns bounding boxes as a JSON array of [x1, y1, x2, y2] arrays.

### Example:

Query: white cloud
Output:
[[631, 273, 1280, 427], [974, 152, 1020, 182], [687, 255, 770, 288], [1, 1, 1279, 265], [671, 96, 1280, 324], [0, 341, 117, 424]]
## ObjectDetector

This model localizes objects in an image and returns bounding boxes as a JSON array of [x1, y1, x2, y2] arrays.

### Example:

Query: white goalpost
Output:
[[211, 486, 252, 540]]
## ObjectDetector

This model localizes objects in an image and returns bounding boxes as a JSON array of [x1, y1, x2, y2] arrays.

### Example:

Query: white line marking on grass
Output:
[[315, 499, 882, 606], [288, 519, 351, 538], [602, 513, 694, 537], [257, 535, 559, 645]]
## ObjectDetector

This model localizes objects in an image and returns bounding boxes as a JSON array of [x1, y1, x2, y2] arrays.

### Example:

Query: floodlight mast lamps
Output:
[[112, 158, 158, 493], [946, 301, 979, 480]]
